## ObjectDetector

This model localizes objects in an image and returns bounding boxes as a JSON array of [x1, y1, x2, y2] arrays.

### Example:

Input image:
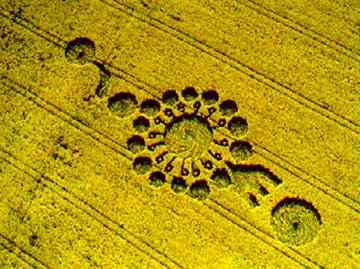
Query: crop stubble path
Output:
[[233, 0, 360, 60], [0, 4, 358, 269], [0, 11, 330, 269], [0, 235, 49, 268], [104, 0, 360, 133], [0, 149, 179, 269]]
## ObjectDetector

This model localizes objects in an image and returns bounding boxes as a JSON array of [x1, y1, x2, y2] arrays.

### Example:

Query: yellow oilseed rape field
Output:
[[0, 0, 359, 268]]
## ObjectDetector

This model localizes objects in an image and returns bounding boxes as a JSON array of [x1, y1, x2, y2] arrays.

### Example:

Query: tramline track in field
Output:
[[1, 10, 359, 213]]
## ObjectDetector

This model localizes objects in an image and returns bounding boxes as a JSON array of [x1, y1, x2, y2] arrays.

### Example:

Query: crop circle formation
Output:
[[107, 86, 261, 200], [62, 39, 321, 242], [271, 198, 321, 246], [107, 86, 285, 207]]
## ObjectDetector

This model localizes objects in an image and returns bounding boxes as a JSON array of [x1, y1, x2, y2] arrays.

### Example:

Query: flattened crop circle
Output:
[[220, 99, 238, 116], [140, 99, 161, 116], [133, 116, 150, 133], [65, 37, 95, 64], [149, 171, 166, 187], [127, 135, 145, 153], [230, 141, 252, 161], [108, 92, 138, 116], [171, 177, 187, 193], [201, 89, 219, 105], [271, 198, 321, 246], [133, 156, 152, 175], [189, 180, 210, 200], [228, 116, 248, 137], [182, 86, 198, 101], [211, 168, 231, 188], [162, 90, 179, 105]]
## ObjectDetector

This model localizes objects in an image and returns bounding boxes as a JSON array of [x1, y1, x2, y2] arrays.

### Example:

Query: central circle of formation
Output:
[[165, 115, 213, 159]]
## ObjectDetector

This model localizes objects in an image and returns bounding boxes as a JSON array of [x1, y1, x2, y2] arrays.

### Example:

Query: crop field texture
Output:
[[0, 0, 359, 268]]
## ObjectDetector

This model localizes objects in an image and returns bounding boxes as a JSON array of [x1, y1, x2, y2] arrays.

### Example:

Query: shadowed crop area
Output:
[[0, 0, 359, 268]]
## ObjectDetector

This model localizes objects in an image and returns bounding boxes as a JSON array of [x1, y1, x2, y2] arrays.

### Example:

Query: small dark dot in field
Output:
[[164, 108, 174, 117], [181, 168, 189, 176], [29, 234, 38, 247], [153, 117, 160, 125], [155, 155, 163, 163], [193, 101, 201, 109], [203, 160, 213, 170], [218, 118, 226, 127], [177, 102, 186, 112], [192, 168, 200, 177]]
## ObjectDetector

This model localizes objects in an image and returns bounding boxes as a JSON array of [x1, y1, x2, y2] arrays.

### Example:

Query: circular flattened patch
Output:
[[140, 99, 161, 116], [108, 92, 138, 116], [181, 86, 199, 101], [149, 171, 166, 187], [201, 90, 219, 105], [220, 100, 238, 116], [162, 90, 179, 105], [165, 115, 213, 159], [189, 180, 210, 200], [228, 116, 248, 137], [171, 177, 187, 193], [271, 198, 321, 246], [65, 37, 95, 64], [230, 141, 252, 161], [127, 135, 145, 154], [211, 168, 232, 188], [133, 116, 150, 133], [133, 156, 152, 175]]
